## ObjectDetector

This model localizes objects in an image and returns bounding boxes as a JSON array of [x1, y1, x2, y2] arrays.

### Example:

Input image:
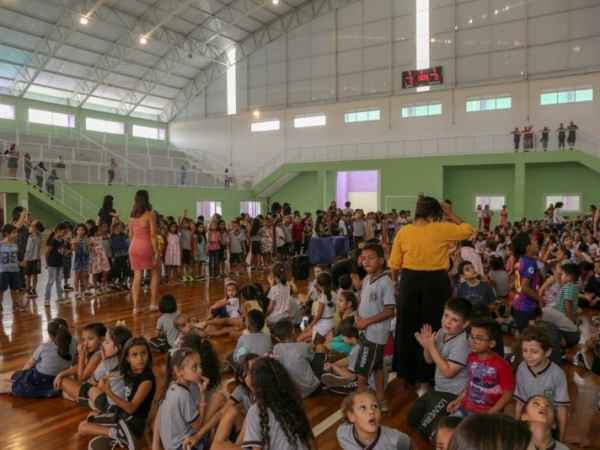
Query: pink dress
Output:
[[129, 217, 154, 271], [90, 236, 110, 275], [164, 233, 181, 266]]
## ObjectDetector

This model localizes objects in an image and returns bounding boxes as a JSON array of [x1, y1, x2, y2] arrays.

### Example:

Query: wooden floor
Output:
[[1, 265, 599, 450]]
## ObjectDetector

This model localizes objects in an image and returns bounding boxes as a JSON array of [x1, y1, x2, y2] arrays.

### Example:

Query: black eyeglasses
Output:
[[467, 334, 492, 344]]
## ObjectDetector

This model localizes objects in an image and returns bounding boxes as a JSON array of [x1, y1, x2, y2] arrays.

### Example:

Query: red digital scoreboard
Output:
[[402, 66, 443, 89]]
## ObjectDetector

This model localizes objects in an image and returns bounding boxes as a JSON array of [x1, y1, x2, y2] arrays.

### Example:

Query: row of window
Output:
[[475, 194, 581, 213], [250, 84, 594, 132], [0, 106, 165, 140], [197, 201, 261, 219]]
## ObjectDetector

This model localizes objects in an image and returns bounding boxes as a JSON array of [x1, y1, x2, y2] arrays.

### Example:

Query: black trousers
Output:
[[393, 268, 452, 384]]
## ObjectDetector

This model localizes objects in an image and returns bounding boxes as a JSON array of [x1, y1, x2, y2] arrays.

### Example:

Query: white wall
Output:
[[169, 72, 600, 174]]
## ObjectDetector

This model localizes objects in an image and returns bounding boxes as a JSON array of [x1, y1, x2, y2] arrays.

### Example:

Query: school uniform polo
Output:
[[156, 311, 181, 349], [357, 273, 395, 345], [158, 382, 199, 450], [273, 342, 320, 397], [514, 360, 569, 408], [230, 385, 255, 412], [336, 423, 412, 450], [433, 330, 470, 395], [242, 404, 309, 450]]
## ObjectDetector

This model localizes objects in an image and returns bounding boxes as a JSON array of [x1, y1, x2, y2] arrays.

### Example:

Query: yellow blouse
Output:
[[388, 222, 475, 271]]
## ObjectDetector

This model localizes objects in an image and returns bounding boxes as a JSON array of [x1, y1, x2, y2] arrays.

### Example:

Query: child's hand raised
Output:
[[414, 324, 436, 350], [197, 376, 210, 394]]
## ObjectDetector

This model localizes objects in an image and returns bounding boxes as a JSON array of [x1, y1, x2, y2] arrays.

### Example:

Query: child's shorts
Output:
[[73, 258, 90, 271], [0, 271, 21, 291], [24, 259, 41, 275], [353, 334, 384, 377], [210, 306, 230, 319], [182, 249, 191, 265], [219, 245, 227, 261], [229, 253, 242, 264], [277, 245, 287, 254], [251, 241, 262, 254]]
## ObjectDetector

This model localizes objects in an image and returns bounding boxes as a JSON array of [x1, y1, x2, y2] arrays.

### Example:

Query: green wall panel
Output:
[[271, 172, 319, 214], [444, 165, 515, 227]]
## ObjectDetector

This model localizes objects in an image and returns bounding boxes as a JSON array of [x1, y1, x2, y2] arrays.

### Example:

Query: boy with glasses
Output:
[[447, 318, 515, 418]]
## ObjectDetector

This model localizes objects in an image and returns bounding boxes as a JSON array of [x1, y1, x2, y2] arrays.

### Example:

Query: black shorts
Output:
[[230, 253, 242, 264], [78, 382, 94, 406], [0, 271, 21, 292], [24, 259, 41, 275], [111, 255, 131, 279], [251, 241, 262, 255], [181, 249, 191, 265], [277, 245, 287, 255], [219, 245, 227, 261], [353, 334, 384, 377]]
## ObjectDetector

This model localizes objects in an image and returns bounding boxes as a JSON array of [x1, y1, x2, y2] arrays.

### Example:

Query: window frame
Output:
[[240, 201, 261, 216], [251, 119, 280, 133], [85, 117, 125, 135], [466, 94, 512, 112], [294, 113, 326, 128], [540, 85, 593, 106], [344, 107, 381, 123], [132, 125, 165, 140], [543, 194, 582, 214], [473, 194, 506, 212], [28, 108, 75, 128], [0, 104, 16, 120], [401, 101, 442, 118], [196, 200, 223, 220]]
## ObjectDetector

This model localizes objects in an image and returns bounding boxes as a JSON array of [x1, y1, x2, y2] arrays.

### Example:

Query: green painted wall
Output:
[[0, 94, 168, 150], [270, 172, 319, 214], [444, 165, 516, 226], [524, 162, 600, 218], [70, 185, 256, 221]]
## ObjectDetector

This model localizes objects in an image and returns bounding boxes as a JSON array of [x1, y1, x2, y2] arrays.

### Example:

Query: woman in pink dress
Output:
[[128, 190, 160, 314], [498, 205, 508, 227]]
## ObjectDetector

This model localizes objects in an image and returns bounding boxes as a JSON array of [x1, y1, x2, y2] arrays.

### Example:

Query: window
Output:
[[345, 107, 381, 123], [401, 101, 442, 118], [251, 119, 280, 132], [294, 113, 326, 128], [540, 85, 593, 106], [86, 118, 124, 134], [474, 195, 506, 212], [28, 109, 74, 128], [0, 104, 15, 120], [544, 194, 581, 213], [240, 201, 261, 216], [196, 201, 223, 220], [466, 94, 512, 112], [132, 125, 165, 140]]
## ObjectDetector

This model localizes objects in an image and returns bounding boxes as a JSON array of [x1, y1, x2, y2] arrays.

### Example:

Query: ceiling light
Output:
[[253, 110, 260, 117], [140, 37, 147, 44], [273, 0, 279, 4], [80, 17, 88, 25]]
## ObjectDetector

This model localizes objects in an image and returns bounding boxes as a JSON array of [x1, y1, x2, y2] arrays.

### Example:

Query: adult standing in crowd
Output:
[[388, 195, 474, 386], [553, 202, 565, 227], [128, 189, 160, 314], [567, 120, 578, 150], [11, 206, 29, 286], [96, 195, 117, 227], [539, 126, 550, 151], [6, 144, 19, 180], [107, 158, 118, 185], [556, 123, 566, 150], [482, 204, 494, 231], [510, 127, 521, 151]]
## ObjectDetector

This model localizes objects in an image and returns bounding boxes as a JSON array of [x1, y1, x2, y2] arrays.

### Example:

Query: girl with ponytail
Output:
[[0, 317, 77, 398]]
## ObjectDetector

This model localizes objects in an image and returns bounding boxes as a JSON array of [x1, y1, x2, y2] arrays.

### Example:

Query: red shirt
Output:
[[461, 352, 515, 413], [292, 223, 304, 242]]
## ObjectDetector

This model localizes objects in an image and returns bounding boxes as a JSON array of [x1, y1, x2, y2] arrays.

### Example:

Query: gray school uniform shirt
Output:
[[92, 355, 126, 406], [179, 228, 191, 251], [230, 385, 255, 412], [242, 404, 309, 450], [488, 269, 509, 297], [234, 332, 273, 363], [24, 233, 41, 261], [273, 342, 320, 397], [156, 311, 181, 349], [433, 330, 470, 395], [358, 273, 396, 345], [32, 338, 78, 376], [352, 219, 364, 237], [282, 223, 292, 243], [229, 231, 244, 254], [336, 423, 412, 450], [513, 360, 570, 407], [159, 383, 199, 450]]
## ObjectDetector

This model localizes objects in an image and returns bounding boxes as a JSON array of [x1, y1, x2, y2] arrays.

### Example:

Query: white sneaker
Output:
[[84, 290, 94, 297], [75, 292, 83, 300]]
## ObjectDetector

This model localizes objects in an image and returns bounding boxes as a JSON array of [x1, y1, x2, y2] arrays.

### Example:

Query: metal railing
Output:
[[253, 130, 600, 184]]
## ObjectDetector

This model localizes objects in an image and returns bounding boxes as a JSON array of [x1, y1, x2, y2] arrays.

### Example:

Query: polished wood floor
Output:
[[1, 265, 599, 450]]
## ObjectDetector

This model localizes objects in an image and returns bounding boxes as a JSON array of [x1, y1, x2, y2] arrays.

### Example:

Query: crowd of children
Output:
[[3, 199, 600, 449]]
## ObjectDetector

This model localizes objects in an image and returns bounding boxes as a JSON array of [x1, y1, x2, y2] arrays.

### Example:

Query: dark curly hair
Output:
[[179, 333, 222, 389], [252, 357, 314, 450], [316, 272, 334, 308]]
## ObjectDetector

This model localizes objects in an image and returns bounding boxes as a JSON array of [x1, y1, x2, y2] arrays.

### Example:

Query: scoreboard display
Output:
[[402, 66, 443, 89]]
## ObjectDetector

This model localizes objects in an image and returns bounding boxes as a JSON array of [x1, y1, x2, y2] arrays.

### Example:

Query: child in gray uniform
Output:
[[150, 294, 180, 352], [241, 357, 315, 449], [337, 387, 414, 450], [272, 320, 321, 397]]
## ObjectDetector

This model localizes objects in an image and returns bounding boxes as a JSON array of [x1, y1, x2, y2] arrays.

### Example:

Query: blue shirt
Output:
[[513, 255, 542, 312]]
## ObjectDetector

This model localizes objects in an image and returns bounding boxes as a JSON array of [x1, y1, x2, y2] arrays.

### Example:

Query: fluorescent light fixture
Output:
[[140, 37, 147, 44], [80, 17, 88, 25]]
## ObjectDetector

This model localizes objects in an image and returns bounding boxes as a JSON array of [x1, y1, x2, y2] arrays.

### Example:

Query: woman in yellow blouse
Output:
[[388, 195, 474, 386]]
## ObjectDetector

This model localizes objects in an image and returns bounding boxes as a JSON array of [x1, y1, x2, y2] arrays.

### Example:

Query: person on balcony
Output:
[[567, 121, 578, 150], [510, 127, 521, 152], [107, 158, 118, 186]]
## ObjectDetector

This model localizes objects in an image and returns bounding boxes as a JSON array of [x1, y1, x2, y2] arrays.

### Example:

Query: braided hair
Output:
[[316, 272, 334, 308], [252, 357, 314, 450]]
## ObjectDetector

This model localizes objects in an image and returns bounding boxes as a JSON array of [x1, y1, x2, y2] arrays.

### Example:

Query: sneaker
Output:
[[330, 382, 359, 395], [26, 289, 33, 297], [56, 297, 69, 304], [63, 284, 74, 291], [321, 373, 354, 389], [12, 302, 25, 311], [31, 289, 38, 297], [44, 300, 50, 307], [113, 419, 138, 450], [75, 292, 83, 300], [575, 351, 592, 370], [121, 284, 130, 291], [88, 411, 119, 426], [87, 436, 117, 450], [110, 284, 120, 291], [84, 290, 94, 297]]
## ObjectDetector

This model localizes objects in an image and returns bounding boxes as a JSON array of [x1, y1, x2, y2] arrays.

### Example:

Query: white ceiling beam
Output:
[[161, 0, 357, 122]]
